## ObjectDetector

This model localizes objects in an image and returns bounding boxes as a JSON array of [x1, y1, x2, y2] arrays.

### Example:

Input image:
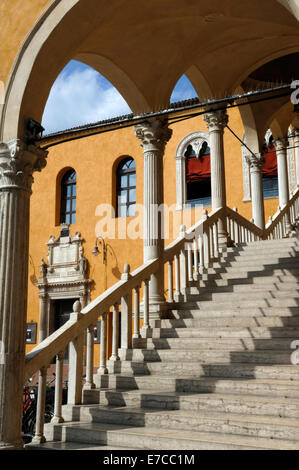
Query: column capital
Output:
[[245, 153, 265, 171], [134, 118, 172, 153], [274, 137, 288, 151], [204, 108, 228, 132], [0, 139, 48, 193]]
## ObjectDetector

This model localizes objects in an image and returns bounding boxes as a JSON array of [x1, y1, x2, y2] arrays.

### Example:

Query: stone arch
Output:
[[0, 0, 150, 142], [175, 131, 210, 210]]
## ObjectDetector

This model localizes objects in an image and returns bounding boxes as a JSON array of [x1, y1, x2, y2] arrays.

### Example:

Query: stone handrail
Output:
[[265, 188, 299, 239]]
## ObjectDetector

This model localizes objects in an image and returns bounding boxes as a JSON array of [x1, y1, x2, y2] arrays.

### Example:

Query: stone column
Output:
[[0, 139, 48, 449], [204, 109, 229, 247], [293, 129, 299, 188], [135, 119, 172, 314], [246, 153, 265, 230], [38, 292, 48, 343], [275, 138, 290, 207]]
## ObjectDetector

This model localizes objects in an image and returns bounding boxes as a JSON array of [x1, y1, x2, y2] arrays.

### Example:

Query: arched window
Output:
[[60, 169, 77, 224], [262, 134, 278, 199], [185, 141, 211, 207], [116, 158, 136, 217], [175, 132, 211, 209]]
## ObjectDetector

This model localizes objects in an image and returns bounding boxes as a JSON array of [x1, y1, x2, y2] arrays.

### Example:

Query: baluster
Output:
[[203, 229, 210, 269], [187, 242, 193, 282], [110, 304, 120, 360], [230, 216, 234, 242], [168, 259, 174, 302], [213, 222, 219, 259], [179, 225, 188, 297], [98, 312, 108, 374], [32, 366, 47, 444], [198, 233, 204, 274], [143, 278, 150, 330], [209, 225, 214, 259], [174, 254, 181, 301], [193, 239, 199, 281], [84, 324, 96, 388], [52, 352, 65, 422], [133, 288, 141, 339], [68, 301, 84, 404], [121, 264, 132, 349], [233, 208, 240, 244], [240, 225, 245, 243]]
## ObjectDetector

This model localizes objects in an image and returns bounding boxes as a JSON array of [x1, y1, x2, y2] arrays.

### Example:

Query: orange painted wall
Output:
[[26, 108, 281, 361]]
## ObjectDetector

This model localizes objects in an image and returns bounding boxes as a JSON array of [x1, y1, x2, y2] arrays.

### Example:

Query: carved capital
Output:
[[0, 139, 48, 193], [274, 137, 288, 153], [245, 153, 265, 172], [204, 109, 228, 132], [135, 119, 172, 153]]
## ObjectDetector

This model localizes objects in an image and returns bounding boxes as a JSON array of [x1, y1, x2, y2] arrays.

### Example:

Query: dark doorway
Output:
[[53, 298, 78, 361]]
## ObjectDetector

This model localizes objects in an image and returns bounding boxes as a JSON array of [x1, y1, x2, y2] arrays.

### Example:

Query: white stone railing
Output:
[[265, 188, 299, 239], [23, 195, 298, 443]]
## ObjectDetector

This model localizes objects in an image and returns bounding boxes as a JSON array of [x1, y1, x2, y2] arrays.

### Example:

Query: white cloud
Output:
[[42, 65, 132, 134]]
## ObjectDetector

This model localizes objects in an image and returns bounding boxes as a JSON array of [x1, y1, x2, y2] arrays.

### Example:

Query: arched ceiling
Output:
[[1, 0, 299, 141]]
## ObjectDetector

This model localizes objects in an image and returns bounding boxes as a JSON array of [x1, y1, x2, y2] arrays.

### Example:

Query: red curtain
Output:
[[186, 155, 211, 183], [263, 146, 277, 177]]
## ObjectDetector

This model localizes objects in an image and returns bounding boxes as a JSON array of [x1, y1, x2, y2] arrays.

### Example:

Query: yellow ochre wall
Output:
[[26, 108, 279, 360]]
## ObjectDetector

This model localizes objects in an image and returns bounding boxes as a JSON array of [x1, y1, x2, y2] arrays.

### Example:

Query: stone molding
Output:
[[0, 139, 48, 193]]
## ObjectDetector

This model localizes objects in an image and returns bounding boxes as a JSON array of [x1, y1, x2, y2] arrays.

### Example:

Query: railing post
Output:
[[179, 225, 188, 298], [213, 222, 219, 258], [110, 304, 120, 359], [193, 239, 199, 281], [174, 254, 182, 302], [68, 301, 84, 404], [32, 366, 47, 444], [84, 325, 96, 389], [143, 278, 150, 331], [51, 352, 65, 423], [121, 264, 132, 349], [133, 288, 141, 339], [168, 260, 174, 302], [187, 242, 193, 282], [98, 312, 108, 375]]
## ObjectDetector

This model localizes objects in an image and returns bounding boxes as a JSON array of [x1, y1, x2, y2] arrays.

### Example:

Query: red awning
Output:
[[186, 155, 211, 183], [262, 146, 277, 177]]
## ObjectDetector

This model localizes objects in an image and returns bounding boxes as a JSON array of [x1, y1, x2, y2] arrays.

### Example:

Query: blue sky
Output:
[[42, 60, 198, 134]]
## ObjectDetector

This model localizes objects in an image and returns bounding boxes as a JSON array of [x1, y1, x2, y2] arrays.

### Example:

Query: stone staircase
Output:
[[40, 237, 299, 450]]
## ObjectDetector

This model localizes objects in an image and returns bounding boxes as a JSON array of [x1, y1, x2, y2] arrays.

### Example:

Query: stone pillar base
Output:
[[50, 416, 64, 424], [0, 440, 24, 450], [31, 435, 46, 445]]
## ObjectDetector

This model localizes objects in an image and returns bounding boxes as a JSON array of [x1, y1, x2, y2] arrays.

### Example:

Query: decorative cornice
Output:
[[134, 119, 172, 153], [0, 139, 48, 193], [204, 109, 228, 132]]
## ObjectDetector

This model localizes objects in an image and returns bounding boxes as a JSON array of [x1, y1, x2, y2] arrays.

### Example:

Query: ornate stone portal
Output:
[[36, 224, 91, 342]]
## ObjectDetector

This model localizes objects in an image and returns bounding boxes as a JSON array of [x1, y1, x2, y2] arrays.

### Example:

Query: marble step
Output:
[[152, 316, 299, 328], [132, 337, 298, 351], [72, 405, 299, 442], [117, 348, 293, 364], [107, 361, 299, 380], [188, 283, 299, 294], [187, 290, 299, 302], [174, 298, 299, 310], [45, 420, 289, 450], [81, 388, 299, 418], [145, 325, 299, 338], [167, 306, 299, 318], [90, 375, 299, 398]]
